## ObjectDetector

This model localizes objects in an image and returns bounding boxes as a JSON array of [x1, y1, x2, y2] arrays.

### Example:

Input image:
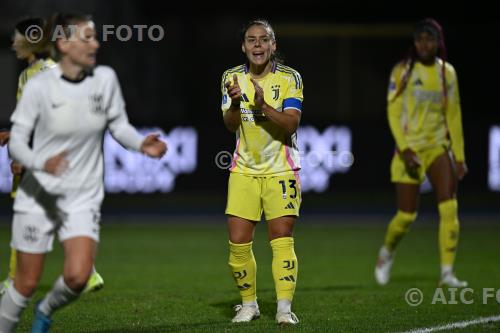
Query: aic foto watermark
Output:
[[23, 24, 165, 43], [405, 287, 500, 306], [214, 150, 354, 170]]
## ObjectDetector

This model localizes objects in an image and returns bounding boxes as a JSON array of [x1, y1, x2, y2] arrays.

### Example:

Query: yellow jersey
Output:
[[16, 58, 56, 101], [221, 62, 304, 175], [387, 58, 465, 162]]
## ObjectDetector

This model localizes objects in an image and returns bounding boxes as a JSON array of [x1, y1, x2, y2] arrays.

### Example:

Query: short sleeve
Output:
[[283, 71, 303, 112]]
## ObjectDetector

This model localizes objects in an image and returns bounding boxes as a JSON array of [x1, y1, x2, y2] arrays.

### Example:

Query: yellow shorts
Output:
[[390, 145, 448, 184], [225, 172, 301, 221]]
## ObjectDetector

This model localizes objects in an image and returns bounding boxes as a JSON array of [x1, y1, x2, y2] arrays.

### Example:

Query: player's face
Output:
[[11, 31, 32, 60], [59, 21, 100, 69], [242, 25, 276, 67], [414, 31, 438, 63]]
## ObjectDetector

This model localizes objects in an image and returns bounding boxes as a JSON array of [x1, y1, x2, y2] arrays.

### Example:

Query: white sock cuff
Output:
[[57, 276, 79, 296], [6, 285, 30, 308], [441, 265, 453, 276], [380, 246, 393, 258], [242, 300, 258, 307], [277, 299, 292, 313]]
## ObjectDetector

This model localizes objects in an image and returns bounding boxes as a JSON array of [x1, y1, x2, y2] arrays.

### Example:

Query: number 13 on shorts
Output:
[[278, 179, 297, 199], [264, 173, 301, 219]]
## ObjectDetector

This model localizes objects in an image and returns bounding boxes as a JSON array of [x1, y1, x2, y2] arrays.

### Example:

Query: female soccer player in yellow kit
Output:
[[0, 17, 103, 295], [375, 18, 467, 287], [221, 20, 303, 325]]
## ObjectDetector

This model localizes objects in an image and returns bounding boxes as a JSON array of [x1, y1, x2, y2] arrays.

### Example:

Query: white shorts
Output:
[[11, 210, 100, 254]]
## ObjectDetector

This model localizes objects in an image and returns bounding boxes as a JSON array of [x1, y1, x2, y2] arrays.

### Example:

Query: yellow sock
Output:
[[270, 237, 298, 301], [10, 175, 20, 199], [8, 248, 16, 280], [228, 241, 257, 303], [384, 210, 417, 252], [438, 199, 460, 266]]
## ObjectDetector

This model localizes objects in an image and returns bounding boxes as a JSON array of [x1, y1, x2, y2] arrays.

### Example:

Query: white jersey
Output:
[[9, 64, 144, 214]]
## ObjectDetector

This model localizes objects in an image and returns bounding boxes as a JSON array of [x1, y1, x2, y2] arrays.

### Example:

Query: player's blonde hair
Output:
[[14, 17, 51, 59]]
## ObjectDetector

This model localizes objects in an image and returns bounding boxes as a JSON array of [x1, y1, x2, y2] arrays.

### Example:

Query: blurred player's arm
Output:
[[387, 64, 421, 176], [387, 65, 409, 153], [106, 69, 166, 158], [0, 131, 10, 146], [445, 69, 465, 162], [222, 74, 242, 133], [445, 67, 466, 179], [9, 81, 45, 171]]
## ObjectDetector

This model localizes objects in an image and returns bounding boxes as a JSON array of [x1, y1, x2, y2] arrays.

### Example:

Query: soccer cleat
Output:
[[0, 277, 13, 295], [375, 246, 394, 286], [439, 273, 468, 288], [31, 302, 52, 333], [232, 304, 260, 323], [83, 271, 104, 293], [276, 311, 299, 325]]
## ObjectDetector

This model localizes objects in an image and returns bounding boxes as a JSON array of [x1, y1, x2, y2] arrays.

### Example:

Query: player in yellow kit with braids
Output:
[[221, 19, 303, 325], [375, 18, 468, 287], [0, 17, 103, 294]]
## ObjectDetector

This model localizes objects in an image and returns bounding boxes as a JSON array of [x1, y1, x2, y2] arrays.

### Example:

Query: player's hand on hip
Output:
[[250, 78, 265, 108], [0, 131, 10, 146], [141, 134, 167, 158], [455, 161, 468, 181], [44, 151, 69, 176], [225, 74, 242, 107], [10, 161, 23, 175], [402, 148, 421, 179]]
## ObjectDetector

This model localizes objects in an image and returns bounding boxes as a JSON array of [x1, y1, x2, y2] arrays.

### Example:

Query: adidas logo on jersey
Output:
[[279, 275, 296, 282], [240, 93, 250, 102], [284, 202, 295, 209]]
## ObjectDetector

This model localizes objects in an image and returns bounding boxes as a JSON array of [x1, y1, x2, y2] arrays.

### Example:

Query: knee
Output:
[[269, 229, 293, 241], [64, 268, 92, 291], [14, 275, 40, 297], [229, 232, 253, 244]]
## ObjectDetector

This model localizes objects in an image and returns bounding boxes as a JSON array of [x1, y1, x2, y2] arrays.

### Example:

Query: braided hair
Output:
[[394, 18, 448, 104]]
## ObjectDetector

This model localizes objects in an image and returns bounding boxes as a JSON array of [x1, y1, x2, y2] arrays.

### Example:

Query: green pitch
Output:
[[0, 215, 499, 332]]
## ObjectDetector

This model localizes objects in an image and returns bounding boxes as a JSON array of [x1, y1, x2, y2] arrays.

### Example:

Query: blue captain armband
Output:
[[283, 98, 302, 112]]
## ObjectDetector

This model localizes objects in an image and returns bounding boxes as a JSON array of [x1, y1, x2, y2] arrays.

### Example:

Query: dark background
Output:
[[0, 2, 498, 216]]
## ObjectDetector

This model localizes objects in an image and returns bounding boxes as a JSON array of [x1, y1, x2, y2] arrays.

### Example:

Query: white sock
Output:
[[277, 299, 291, 313], [379, 246, 393, 259], [441, 265, 453, 277], [0, 285, 30, 333], [242, 300, 258, 308], [38, 276, 80, 317]]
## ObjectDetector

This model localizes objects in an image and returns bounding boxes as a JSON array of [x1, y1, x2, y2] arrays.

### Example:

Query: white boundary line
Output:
[[399, 315, 500, 333]]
